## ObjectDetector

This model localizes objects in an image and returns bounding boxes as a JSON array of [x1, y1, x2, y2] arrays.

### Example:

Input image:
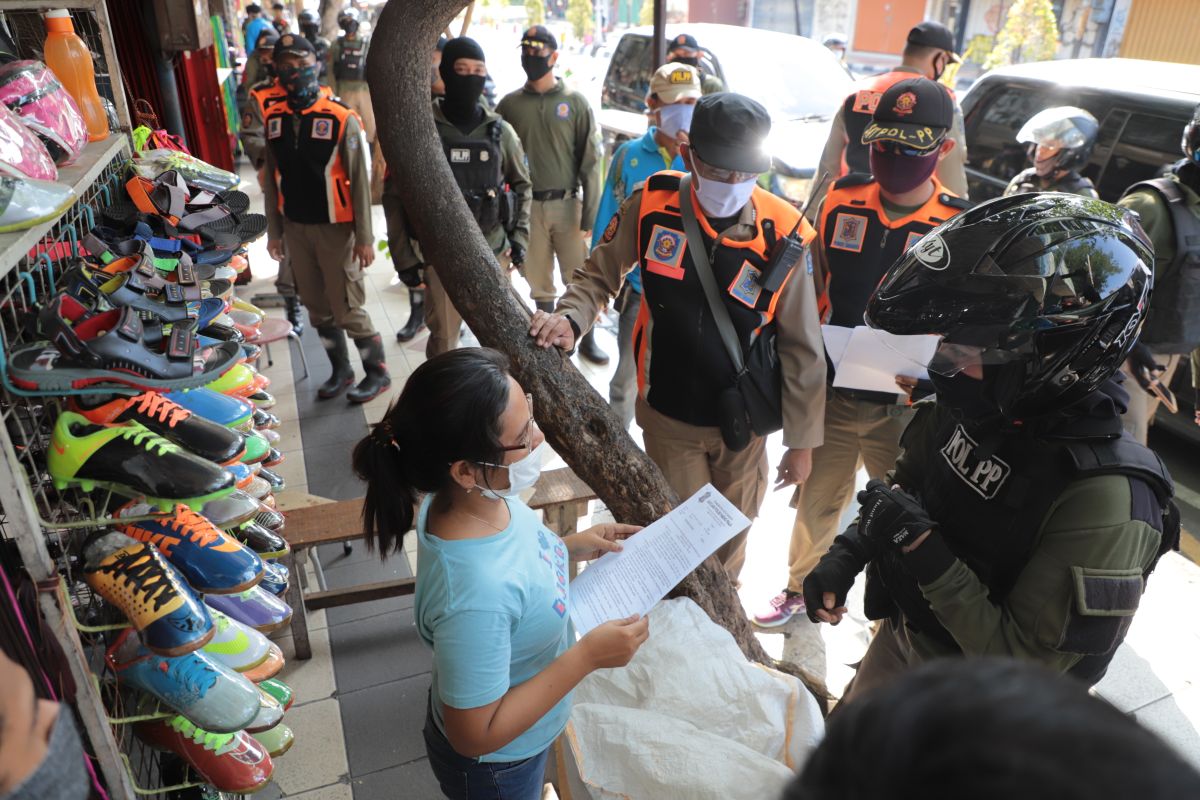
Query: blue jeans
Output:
[[423, 703, 550, 800]]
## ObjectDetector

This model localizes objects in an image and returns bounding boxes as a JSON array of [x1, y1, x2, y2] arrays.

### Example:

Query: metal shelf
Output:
[[0, 135, 129, 280]]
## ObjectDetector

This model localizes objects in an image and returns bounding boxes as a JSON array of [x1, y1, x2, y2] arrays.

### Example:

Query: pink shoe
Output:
[[752, 590, 806, 628]]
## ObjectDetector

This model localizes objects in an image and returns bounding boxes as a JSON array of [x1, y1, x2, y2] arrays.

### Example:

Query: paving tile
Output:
[[297, 412, 369, 449], [273, 698, 349, 795], [339, 673, 432, 777], [330, 606, 430, 693], [301, 442, 364, 498], [1132, 684, 1200, 771], [326, 593, 415, 626], [275, 624, 337, 706], [273, 425, 304, 453], [287, 781, 354, 800], [351, 760, 441, 800]]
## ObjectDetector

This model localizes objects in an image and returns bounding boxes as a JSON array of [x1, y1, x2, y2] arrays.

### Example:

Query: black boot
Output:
[[578, 329, 610, 365], [535, 300, 555, 314], [284, 295, 305, 336], [347, 334, 392, 404], [396, 289, 426, 342], [316, 325, 355, 399]]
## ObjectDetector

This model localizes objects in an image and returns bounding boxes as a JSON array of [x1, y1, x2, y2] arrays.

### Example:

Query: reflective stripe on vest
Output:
[[265, 96, 356, 225], [818, 177, 963, 327]]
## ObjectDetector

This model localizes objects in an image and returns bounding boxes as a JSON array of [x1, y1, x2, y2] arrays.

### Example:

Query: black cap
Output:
[[520, 25, 557, 52], [668, 33, 699, 52], [298, 10, 317, 25], [907, 20, 962, 62], [273, 32, 316, 60], [689, 93, 771, 173], [861, 78, 953, 150]]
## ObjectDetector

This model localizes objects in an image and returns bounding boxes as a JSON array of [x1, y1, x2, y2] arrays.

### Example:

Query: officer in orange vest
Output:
[[263, 34, 389, 404], [810, 21, 968, 216], [753, 77, 969, 627], [530, 93, 827, 582]]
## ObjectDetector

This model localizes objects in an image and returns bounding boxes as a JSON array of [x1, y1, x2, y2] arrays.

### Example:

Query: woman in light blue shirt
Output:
[[352, 348, 649, 800]]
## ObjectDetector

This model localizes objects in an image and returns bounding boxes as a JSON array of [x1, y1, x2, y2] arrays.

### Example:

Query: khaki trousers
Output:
[[636, 396, 767, 581], [527, 197, 586, 302], [1120, 353, 1182, 444], [839, 617, 921, 704], [787, 390, 911, 592], [424, 252, 510, 358], [338, 84, 385, 203], [283, 220, 377, 339]]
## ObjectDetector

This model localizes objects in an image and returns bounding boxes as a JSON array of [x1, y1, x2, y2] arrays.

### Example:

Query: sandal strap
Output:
[[166, 320, 198, 361], [177, 205, 233, 232], [126, 176, 186, 225]]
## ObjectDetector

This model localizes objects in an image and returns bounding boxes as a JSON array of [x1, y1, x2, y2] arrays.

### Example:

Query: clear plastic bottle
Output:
[[42, 9, 108, 142]]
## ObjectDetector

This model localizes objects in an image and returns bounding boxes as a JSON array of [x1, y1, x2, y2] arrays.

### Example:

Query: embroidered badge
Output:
[[903, 231, 926, 253], [479, 150, 490, 162], [940, 424, 1011, 500], [267, 117, 282, 139], [644, 224, 686, 279], [893, 91, 917, 116], [311, 118, 333, 141], [729, 261, 763, 308], [852, 89, 883, 115], [449, 148, 470, 163], [670, 68, 693, 84], [912, 233, 950, 270], [830, 213, 868, 252], [602, 214, 620, 243], [556, 102, 570, 120]]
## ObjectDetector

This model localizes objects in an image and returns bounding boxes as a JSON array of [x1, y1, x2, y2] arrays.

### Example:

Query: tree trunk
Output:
[[318, 0, 345, 41], [366, 1, 815, 687]]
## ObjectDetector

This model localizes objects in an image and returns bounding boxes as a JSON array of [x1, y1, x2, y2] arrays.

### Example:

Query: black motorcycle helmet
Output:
[[298, 10, 319, 39], [866, 193, 1153, 420], [1016, 106, 1099, 175], [1183, 102, 1200, 166]]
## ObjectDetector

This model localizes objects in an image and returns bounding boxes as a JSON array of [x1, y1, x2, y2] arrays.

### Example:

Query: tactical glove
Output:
[[397, 265, 425, 289], [857, 479, 936, 551], [509, 242, 526, 267], [802, 530, 871, 623]]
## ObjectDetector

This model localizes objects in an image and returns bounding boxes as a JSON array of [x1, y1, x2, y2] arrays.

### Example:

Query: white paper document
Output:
[[569, 485, 750, 636], [824, 325, 940, 395]]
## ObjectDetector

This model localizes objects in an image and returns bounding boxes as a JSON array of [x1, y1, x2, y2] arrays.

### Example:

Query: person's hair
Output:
[[351, 348, 513, 557], [246, 3, 261, 14], [785, 658, 1200, 800], [272, 2, 285, 10], [901, 42, 941, 65]]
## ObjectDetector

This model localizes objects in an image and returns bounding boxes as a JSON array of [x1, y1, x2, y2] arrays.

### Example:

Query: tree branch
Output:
[[366, 0, 773, 665]]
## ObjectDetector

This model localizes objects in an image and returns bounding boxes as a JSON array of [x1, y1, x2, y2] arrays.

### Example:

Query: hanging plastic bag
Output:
[[0, 104, 56, 181], [0, 60, 88, 165], [131, 99, 188, 154], [0, 174, 76, 232], [130, 148, 239, 193]]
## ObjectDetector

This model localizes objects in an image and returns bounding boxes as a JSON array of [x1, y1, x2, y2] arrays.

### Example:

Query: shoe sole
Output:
[[144, 624, 216, 658], [50, 478, 236, 512], [316, 379, 355, 400], [750, 614, 797, 629], [199, 571, 266, 596], [347, 382, 392, 405]]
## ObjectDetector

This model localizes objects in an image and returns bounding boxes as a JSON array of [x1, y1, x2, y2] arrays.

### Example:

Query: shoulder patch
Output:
[[601, 214, 620, 243], [646, 173, 682, 193], [833, 172, 875, 190], [939, 193, 971, 210]]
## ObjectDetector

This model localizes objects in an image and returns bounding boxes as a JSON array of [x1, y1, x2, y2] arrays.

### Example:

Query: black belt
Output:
[[832, 385, 902, 405], [532, 189, 572, 201]]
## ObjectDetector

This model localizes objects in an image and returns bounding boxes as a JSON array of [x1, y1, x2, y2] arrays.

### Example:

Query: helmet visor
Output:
[[867, 328, 1023, 379], [1016, 107, 1090, 150]]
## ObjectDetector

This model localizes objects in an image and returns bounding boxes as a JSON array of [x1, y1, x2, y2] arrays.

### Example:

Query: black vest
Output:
[[266, 98, 354, 225], [820, 174, 966, 329], [1122, 175, 1200, 353], [1007, 167, 1095, 196], [442, 120, 505, 229], [636, 172, 798, 428], [865, 401, 1178, 683], [334, 37, 367, 82]]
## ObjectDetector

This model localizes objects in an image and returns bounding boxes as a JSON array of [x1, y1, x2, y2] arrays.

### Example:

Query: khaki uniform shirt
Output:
[[556, 187, 826, 449]]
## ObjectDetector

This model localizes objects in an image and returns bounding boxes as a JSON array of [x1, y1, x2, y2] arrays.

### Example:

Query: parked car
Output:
[[960, 58, 1200, 203], [598, 23, 853, 207]]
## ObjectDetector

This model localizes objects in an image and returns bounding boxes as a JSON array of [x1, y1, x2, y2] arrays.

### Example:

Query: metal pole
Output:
[[652, 0, 665, 68]]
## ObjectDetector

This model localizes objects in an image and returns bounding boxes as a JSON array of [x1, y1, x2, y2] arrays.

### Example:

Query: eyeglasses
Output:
[[498, 394, 538, 453], [520, 42, 553, 57], [690, 151, 761, 184], [870, 139, 942, 159]]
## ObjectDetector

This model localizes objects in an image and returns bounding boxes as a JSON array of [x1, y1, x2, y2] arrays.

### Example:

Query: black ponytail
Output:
[[351, 348, 512, 558]]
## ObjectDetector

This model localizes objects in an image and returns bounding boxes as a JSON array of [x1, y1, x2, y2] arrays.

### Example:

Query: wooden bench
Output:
[[281, 467, 597, 659]]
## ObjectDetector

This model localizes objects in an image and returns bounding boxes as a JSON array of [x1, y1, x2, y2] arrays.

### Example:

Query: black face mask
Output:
[[443, 73, 486, 124], [521, 54, 552, 81], [931, 371, 998, 419], [277, 64, 320, 109], [300, 24, 318, 41], [341, 19, 359, 35], [671, 55, 700, 68]]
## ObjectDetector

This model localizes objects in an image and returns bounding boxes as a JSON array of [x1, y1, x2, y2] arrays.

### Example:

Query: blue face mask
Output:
[[656, 103, 695, 138], [277, 64, 320, 109]]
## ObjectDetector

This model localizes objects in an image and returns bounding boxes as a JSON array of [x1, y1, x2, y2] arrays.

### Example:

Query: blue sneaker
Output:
[[107, 629, 259, 733], [166, 388, 254, 430], [259, 561, 288, 597]]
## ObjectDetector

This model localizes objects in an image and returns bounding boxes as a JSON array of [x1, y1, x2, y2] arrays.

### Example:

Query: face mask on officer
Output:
[[686, 147, 758, 218], [656, 102, 695, 139], [669, 52, 700, 68], [300, 23, 318, 41], [340, 17, 359, 35], [440, 39, 488, 124], [521, 51, 554, 81], [869, 139, 945, 194], [277, 58, 320, 109]]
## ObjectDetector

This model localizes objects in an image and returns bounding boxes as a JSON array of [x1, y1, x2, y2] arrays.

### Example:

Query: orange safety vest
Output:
[[841, 70, 957, 176], [264, 94, 358, 225], [818, 173, 968, 327], [631, 170, 816, 428]]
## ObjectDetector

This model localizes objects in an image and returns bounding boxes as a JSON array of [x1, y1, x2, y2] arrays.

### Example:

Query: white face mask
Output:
[[656, 103, 695, 138], [692, 170, 757, 218], [479, 442, 546, 500]]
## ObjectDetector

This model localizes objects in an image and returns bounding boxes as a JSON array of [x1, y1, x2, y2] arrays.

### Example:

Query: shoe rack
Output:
[[0, 6, 248, 799]]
